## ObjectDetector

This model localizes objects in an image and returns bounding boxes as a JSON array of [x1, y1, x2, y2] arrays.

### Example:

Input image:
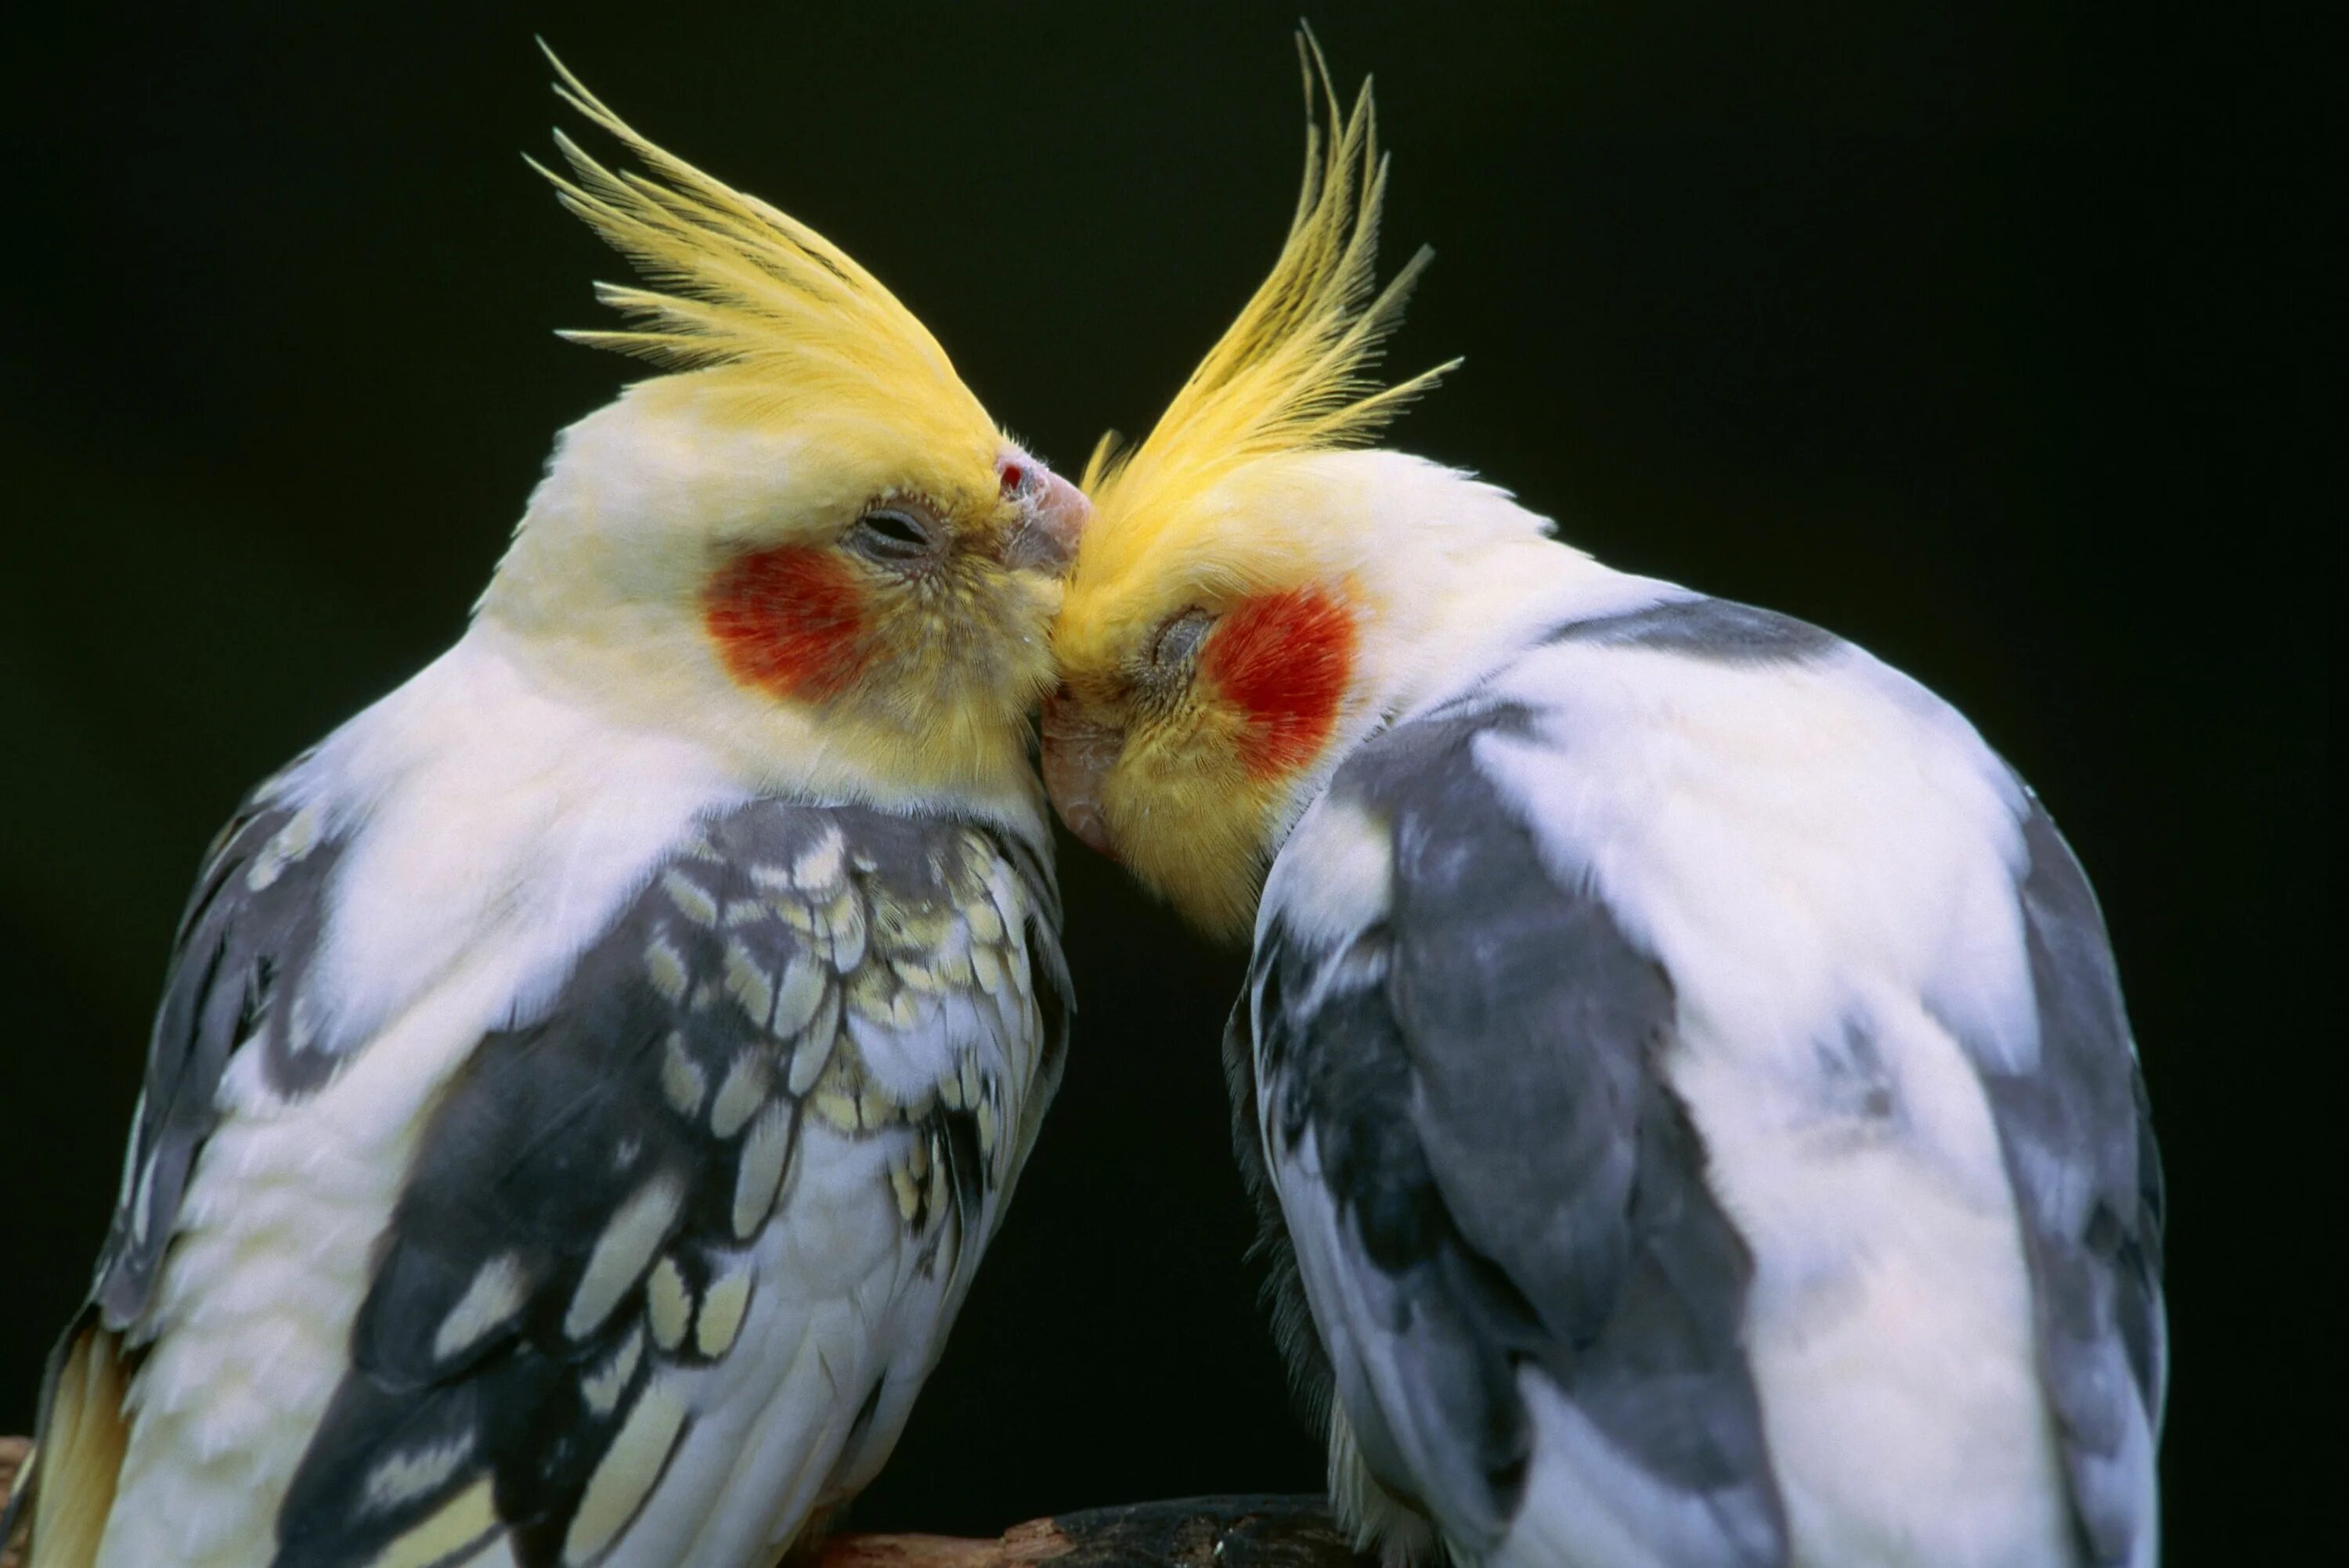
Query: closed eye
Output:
[[1151, 608, 1215, 670], [846, 506, 938, 563]]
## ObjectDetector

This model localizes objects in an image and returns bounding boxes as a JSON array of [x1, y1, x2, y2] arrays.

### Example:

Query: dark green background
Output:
[[0, 1, 2309, 1559]]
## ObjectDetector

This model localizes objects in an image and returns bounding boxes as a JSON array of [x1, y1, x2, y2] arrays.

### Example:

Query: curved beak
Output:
[[999, 467, 1090, 575], [1041, 687, 1124, 860]]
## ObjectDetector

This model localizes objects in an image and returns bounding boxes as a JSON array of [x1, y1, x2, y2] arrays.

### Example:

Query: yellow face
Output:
[[1045, 467, 1367, 938], [1039, 38, 1442, 933], [678, 384, 1088, 780], [485, 369, 1088, 804], [493, 57, 1092, 806]]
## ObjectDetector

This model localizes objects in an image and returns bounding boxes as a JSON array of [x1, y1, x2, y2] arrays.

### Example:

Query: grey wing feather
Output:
[[96, 771, 351, 1328], [1557, 592, 2165, 1561], [1956, 797, 2164, 1566], [1222, 997, 1334, 1437], [1542, 596, 1838, 667], [1247, 706, 1786, 1566]]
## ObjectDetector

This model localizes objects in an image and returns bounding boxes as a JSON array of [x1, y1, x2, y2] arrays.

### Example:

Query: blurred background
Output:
[[0, 0, 2308, 1559]]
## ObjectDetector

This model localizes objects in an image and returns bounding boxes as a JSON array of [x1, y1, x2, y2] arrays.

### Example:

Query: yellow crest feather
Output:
[[529, 44, 990, 434], [1083, 31, 1454, 517]]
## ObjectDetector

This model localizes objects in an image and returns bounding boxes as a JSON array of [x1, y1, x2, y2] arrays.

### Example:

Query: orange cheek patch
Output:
[[702, 545, 868, 701], [1205, 586, 1357, 779]]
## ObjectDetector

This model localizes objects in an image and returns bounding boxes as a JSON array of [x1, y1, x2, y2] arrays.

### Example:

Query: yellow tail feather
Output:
[[22, 1324, 128, 1568]]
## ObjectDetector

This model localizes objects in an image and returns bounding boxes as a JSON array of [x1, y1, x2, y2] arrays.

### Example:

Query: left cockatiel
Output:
[[3, 52, 1082, 1568]]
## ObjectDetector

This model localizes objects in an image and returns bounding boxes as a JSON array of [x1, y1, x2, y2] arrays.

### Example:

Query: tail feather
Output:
[[3, 1437, 30, 1567], [10, 1317, 128, 1568]]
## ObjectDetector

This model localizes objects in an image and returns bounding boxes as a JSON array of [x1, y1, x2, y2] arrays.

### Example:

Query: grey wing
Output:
[[99, 770, 352, 1328], [1957, 797, 2164, 1567], [272, 802, 1065, 1568], [1244, 707, 1786, 1566], [1221, 997, 1334, 1439], [1556, 592, 2164, 1561]]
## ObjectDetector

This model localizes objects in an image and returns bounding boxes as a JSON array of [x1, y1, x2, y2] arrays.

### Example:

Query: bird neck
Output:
[[1337, 459, 1676, 729]]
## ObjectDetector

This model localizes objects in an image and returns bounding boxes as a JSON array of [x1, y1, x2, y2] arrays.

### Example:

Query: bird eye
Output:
[[1151, 608, 1214, 671], [846, 506, 937, 563]]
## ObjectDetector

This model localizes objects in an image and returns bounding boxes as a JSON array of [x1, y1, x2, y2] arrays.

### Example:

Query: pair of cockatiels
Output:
[[5, 33, 2163, 1568]]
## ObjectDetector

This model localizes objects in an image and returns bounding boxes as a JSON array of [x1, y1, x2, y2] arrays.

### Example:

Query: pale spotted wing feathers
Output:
[[265, 798, 1062, 1568]]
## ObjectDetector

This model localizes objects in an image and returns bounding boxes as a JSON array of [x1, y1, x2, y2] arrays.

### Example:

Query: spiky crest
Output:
[[529, 43, 990, 434], [1081, 30, 1453, 528]]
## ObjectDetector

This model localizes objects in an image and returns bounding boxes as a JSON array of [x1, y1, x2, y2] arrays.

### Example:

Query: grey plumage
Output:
[[1948, 798, 2165, 1566], [8, 774, 360, 1556], [1543, 597, 1838, 666], [96, 777, 350, 1330]]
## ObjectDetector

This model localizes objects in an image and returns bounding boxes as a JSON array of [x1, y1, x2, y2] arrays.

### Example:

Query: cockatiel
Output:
[[5, 55, 1082, 1568], [1044, 45, 2163, 1568]]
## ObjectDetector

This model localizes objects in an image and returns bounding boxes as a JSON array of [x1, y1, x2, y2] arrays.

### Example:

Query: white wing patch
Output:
[[370, 1477, 500, 1568], [566, 1376, 691, 1563], [567, 1175, 690, 1340], [433, 1256, 531, 1364], [362, 1436, 474, 1514]]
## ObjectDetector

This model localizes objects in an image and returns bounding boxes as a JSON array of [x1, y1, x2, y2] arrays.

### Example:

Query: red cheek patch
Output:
[[702, 545, 868, 701], [1204, 586, 1357, 779]]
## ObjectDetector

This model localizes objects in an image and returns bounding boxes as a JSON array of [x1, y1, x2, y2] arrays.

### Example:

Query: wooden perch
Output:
[[815, 1497, 1359, 1568], [0, 1434, 1355, 1568]]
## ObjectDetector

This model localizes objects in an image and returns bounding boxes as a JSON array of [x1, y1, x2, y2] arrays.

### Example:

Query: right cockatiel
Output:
[[1043, 44, 2164, 1568]]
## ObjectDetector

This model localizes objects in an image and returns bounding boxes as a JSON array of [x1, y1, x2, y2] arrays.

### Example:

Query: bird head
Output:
[[478, 53, 1088, 820], [1043, 38, 1458, 937]]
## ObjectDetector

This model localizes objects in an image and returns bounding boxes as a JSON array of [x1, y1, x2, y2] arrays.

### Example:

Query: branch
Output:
[[818, 1497, 1359, 1568], [0, 1436, 1355, 1568]]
